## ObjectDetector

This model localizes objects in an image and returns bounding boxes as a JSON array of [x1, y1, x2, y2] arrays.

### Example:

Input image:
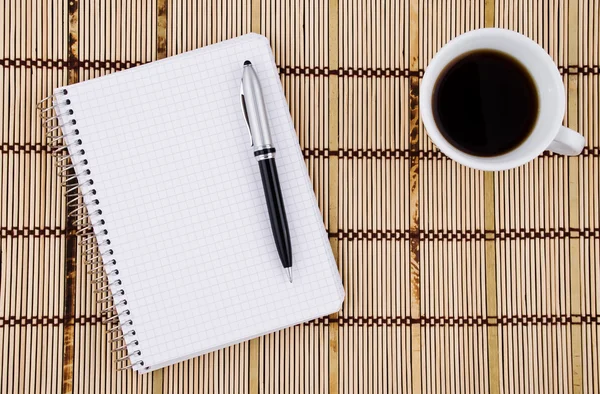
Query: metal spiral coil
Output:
[[66, 189, 95, 208], [37, 91, 146, 372]]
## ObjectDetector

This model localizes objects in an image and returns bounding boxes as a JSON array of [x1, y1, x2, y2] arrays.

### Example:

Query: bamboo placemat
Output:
[[1, 0, 598, 393]]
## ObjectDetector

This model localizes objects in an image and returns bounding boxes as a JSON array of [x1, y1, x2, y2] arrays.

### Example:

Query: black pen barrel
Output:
[[258, 158, 292, 268]]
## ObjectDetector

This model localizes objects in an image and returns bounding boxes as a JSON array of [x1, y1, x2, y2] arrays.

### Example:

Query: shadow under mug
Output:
[[420, 28, 585, 171]]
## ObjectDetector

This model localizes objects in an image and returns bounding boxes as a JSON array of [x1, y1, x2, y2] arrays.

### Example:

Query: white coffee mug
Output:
[[420, 28, 585, 171]]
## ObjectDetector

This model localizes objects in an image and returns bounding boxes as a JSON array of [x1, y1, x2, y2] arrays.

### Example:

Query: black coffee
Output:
[[432, 50, 539, 157]]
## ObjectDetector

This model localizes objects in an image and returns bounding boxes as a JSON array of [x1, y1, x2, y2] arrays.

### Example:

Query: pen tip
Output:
[[244, 60, 252, 66], [286, 267, 293, 283]]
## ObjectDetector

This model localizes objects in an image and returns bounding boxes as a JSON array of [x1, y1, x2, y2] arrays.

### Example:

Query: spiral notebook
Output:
[[44, 34, 344, 372]]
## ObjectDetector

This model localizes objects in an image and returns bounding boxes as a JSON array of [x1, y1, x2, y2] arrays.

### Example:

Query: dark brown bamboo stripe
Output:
[[563, 65, 600, 74], [4, 144, 599, 159], [301, 147, 600, 159], [1, 227, 66, 237], [309, 315, 600, 326], [7, 226, 598, 241], [0, 58, 144, 70], [328, 228, 600, 241], [0, 143, 53, 153], [5, 144, 600, 159], [3, 314, 597, 328], [278, 65, 425, 77], [0, 316, 104, 327], [3, 58, 600, 77], [336, 315, 600, 326]]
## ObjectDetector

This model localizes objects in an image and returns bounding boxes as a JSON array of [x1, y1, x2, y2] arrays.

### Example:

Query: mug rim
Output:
[[420, 28, 565, 171]]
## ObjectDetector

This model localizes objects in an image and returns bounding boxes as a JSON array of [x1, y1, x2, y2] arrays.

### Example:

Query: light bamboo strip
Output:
[[336, 0, 413, 392], [569, 0, 582, 391], [1, 1, 68, 393], [577, 4, 599, 394], [418, 1, 488, 393], [578, 3, 599, 392], [492, 1, 576, 393], [483, 1, 500, 394], [329, 0, 339, 392]]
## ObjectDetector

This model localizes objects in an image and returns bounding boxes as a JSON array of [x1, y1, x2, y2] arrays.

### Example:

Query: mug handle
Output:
[[547, 126, 586, 155]]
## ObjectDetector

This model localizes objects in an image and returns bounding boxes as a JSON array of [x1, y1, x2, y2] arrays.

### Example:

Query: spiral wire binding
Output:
[[38, 90, 146, 372]]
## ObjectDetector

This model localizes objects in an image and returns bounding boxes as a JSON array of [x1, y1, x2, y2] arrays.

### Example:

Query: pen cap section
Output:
[[241, 63, 273, 149]]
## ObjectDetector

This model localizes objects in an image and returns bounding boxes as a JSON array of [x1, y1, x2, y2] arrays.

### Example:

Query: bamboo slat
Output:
[[418, 2, 489, 393], [1, 1, 69, 393], [66, 1, 158, 393], [0, 0, 598, 393], [336, 1, 414, 391], [577, 2, 599, 393]]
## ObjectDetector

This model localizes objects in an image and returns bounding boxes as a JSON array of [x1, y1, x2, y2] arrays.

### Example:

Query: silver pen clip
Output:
[[239, 83, 253, 147]]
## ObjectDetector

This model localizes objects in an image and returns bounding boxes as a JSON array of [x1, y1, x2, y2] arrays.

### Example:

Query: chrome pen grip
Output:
[[254, 146, 276, 161]]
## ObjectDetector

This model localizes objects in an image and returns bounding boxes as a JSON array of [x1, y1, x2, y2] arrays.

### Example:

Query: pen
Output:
[[240, 60, 293, 283]]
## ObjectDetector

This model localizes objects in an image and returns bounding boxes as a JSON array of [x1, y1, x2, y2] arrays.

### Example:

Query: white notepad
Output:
[[53, 34, 344, 372]]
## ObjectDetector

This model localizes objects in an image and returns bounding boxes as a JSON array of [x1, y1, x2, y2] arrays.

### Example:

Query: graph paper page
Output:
[[58, 34, 344, 372]]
